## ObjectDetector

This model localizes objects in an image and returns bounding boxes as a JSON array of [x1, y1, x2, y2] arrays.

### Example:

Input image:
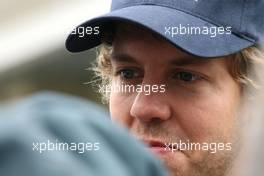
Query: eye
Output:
[[174, 71, 201, 82], [118, 69, 140, 79]]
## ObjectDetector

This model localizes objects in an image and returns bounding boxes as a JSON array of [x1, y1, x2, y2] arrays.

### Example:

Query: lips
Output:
[[142, 139, 172, 155], [148, 140, 167, 148]]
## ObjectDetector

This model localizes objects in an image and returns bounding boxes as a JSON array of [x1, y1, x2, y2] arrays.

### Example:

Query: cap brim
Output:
[[66, 5, 254, 58]]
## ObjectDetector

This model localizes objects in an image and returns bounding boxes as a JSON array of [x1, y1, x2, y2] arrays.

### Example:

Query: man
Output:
[[66, 0, 264, 176]]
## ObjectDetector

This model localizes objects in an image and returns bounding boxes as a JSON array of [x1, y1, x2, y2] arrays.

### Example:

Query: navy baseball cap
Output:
[[65, 0, 264, 58]]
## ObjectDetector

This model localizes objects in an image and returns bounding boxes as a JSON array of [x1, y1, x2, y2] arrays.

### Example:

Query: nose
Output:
[[130, 92, 172, 123]]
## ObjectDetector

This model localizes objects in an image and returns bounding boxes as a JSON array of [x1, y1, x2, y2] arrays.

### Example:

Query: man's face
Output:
[[109, 26, 241, 176]]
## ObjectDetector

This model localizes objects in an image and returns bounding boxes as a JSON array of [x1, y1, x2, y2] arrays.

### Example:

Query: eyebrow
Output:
[[111, 53, 139, 64], [111, 53, 209, 66], [170, 57, 209, 66]]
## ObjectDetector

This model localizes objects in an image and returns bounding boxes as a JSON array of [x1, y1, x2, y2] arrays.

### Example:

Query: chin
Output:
[[154, 150, 191, 176]]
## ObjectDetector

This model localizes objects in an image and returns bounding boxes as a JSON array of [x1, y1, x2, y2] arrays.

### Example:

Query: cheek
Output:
[[109, 91, 134, 128], [175, 82, 241, 142]]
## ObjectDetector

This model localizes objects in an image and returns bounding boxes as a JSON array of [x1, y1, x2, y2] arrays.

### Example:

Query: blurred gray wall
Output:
[[0, 0, 111, 105]]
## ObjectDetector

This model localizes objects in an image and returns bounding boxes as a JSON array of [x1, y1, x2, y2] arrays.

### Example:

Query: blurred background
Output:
[[0, 0, 111, 106]]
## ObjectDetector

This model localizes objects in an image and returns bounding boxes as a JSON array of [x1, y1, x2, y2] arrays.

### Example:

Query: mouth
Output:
[[141, 139, 173, 156]]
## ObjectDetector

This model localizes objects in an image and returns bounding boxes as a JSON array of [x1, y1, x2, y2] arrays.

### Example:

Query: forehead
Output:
[[113, 23, 189, 58], [111, 23, 232, 72], [113, 23, 206, 64]]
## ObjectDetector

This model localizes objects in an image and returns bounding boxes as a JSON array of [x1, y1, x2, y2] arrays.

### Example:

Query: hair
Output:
[[91, 24, 264, 103]]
